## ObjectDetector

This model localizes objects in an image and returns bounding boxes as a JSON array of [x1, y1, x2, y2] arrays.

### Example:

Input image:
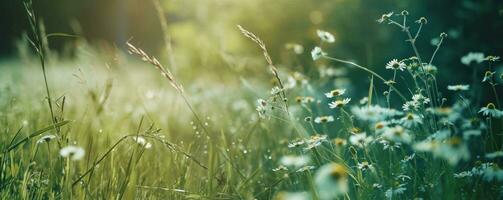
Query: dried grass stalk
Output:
[[126, 41, 183, 93]]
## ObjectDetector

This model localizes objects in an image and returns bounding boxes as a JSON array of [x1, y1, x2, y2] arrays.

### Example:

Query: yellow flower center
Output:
[[329, 164, 348, 181]]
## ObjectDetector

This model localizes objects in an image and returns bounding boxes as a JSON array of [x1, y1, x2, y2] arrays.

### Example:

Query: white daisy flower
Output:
[[37, 134, 57, 144], [402, 101, 420, 111], [316, 30, 335, 43], [413, 139, 437, 152], [399, 113, 423, 128], [311, 46, 326, 60], [349, 133, 373, 148], [351, 106, 382, 122], [288, 139, 306, 148], [374, 121, 390, 132], [295, 96, 315, 104], [413, 137, 470, 165], [385, 184, 407, 199], [378, 139, 402, 151], [280, 155, 310, 168], [412, 94, 430, 105], [472, 163, 492, 176], [329, 98, 351, 109], [422, 64, 438, 74], [314, 116, 335, 124], [382, 125, 412, 144], [479, 103, 503, 118], [454, 171, 473, 178], [447, 84, 470, 91], [461, 52, 485, 66], [59, 145, 85, 161], [315, 163, 349, 199], [485, 55, 500, 62], [385, 59, 406, 71], [333, 138, 347, 147], [357, 161, 373, 171], [324, 89, 346, 98], [351, 105, 402, 122], [304, 134, 328, 150]]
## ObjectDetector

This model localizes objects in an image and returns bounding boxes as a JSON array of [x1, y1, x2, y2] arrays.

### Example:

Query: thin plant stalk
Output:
[[322, 55, 407, 101]]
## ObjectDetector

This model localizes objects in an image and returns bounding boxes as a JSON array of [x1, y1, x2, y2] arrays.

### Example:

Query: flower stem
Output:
[[323, 55, 407, 101]]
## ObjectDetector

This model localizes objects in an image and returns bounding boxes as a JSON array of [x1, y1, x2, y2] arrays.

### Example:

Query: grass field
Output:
[[1, 1, 503, 199]]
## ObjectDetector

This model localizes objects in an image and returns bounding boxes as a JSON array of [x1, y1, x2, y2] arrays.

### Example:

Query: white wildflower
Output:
[[399, 113, 423, 128], [479, 103, 503, 118], [385, 184, 407, 200], [288, 139, 305, 148], [461, 52, 485, 66], [413, 137, 470, 165], [314, 116, 335, 124], [422, 64, 437, 74], [402, 101, 420, 111], [37, 135, 57, 144], [280, 155, 310, 168], [447, 84, 470, 91], [316, 30, 335, 43], [454, 171, 473, 178], [412, 94, 430, 105], [304, 134, 328, 150], [315, 163, 349, 200], [311, 46, 326, 60], [385, 59, 406, 71], [59, 145, 85, 161], [379, 139, 402, 151], [324, 89, 346, 98], [357, 161, 374, 171], [333, 138, 347, 147], [329, 98, 351, 109], [382, 125, 412, 144], [349, 133, 373, 148]]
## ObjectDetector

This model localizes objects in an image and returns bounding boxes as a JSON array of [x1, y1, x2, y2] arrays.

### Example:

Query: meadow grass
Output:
[[1, 2, 503, 200]]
